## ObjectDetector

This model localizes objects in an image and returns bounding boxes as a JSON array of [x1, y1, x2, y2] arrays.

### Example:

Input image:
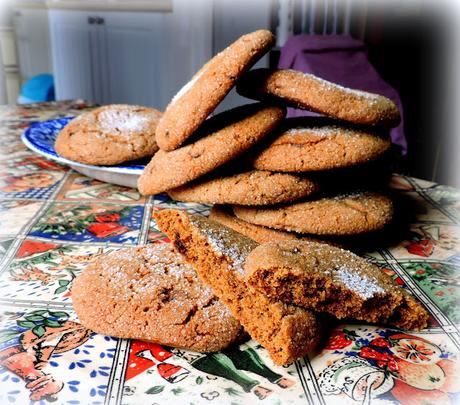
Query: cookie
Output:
[[210, 205, 348, 248], [72, 243, 244, 352], [55, 104, 162, 165], [244, 240, 429, 330], [233, 191, 394, 235], [138, 104, 285, 195], [154, 209, 321, 365], [210, 205, 301, 243], [251, 120, 391, 172], [168, 170, 318, 205], [156, 30, 275, 151], [237, 69, 400, 127]]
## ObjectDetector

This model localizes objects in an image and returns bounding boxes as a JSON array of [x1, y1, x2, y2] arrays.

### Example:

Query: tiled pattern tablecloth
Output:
[[0, 101, 459, 405]]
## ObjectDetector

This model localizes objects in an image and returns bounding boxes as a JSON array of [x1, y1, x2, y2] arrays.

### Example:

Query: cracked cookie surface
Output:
[[55, 104, 162, 165], [72, 243, 244, 352], [138, 103, 285, 195], [233, 191, 394, 235]]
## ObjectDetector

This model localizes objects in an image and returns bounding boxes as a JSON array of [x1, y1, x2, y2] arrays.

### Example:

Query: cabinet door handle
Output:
[[88, 16, 96, 24], [96, 17, 105, 25]]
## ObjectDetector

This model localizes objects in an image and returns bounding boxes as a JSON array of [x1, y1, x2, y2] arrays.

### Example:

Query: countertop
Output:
[[0, 101, 459, 404]]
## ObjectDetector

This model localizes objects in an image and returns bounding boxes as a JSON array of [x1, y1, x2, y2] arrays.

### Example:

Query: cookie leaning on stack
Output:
[[236, 68, 400, 127], [155, 30, 276, 151]]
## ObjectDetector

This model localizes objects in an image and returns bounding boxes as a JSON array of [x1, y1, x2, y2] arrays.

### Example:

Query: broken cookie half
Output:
[[244, 240, 429, 330]]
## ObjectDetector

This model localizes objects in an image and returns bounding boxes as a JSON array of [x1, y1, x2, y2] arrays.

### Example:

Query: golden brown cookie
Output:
[[55, 104, 162, 165], [244, 240, 429, 330], [156, 30, 275, 151], [233, 191, 394, 236], [138, 104, 285, 195], [72, 243, 244, 352], [237, 69, 400, 127], [168, 170, 318, 205], [210, 205, 346, 248], [154, 209, 321, 365], [251, 120, 391, 172], [210, 205, 300, 243]]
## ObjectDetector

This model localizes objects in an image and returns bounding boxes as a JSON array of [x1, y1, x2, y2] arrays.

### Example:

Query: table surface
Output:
[[0, 101, 459, 405]]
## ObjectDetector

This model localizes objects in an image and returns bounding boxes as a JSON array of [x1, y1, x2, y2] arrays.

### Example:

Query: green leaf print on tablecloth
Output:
[[402, 261, 460, 323]]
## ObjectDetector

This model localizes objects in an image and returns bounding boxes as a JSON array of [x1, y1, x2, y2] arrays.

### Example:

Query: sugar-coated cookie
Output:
[[244, 240, 429, 330], [237, 69, 400, 127], [233, 191, 394, 235], [154, 209, 321, 365], [138, 104, 285, 195], [156, 30, 275, 151], [55, 104, 162, 165], [72, 244, 244, 352], [168, 170, 318, 205], [251, 119, 391, 172], [210, 205, 347, 248]]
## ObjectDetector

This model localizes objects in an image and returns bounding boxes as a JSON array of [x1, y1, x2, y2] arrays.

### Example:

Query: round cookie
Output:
[[55, 104, 162, 165], [251, 121, 391, 172], [210, 205, 347, 248], [138, 103, 285, 195], [237, 69, 400, 127], [156, 30, 275, 151], [168, 170, 318, 205], [233, 191, 394, 236], [72, 243, 244, 352], [210, 205, 302, 243]]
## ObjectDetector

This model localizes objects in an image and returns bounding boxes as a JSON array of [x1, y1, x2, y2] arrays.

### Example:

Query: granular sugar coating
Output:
[[244, 240, 430, 330], [335, 265, 385, 299], [237, 68, 400, 128], [72, 243, 244, 352], [54, 104, 162, 165], [154, 209, 321, 365]]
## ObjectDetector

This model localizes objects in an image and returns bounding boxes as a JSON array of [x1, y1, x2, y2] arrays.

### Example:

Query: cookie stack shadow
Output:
[[138, 29, 403, 251]]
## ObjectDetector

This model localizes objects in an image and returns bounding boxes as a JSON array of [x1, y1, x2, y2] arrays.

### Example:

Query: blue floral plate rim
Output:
[[21, 116, 145, 174]]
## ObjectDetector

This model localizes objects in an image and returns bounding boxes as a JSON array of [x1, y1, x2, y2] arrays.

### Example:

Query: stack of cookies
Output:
[[72, 30, 429, 368], [138, 29, 401, 248]]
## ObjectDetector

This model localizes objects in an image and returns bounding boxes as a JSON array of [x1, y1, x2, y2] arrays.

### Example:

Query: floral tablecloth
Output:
[[0, 101, 459, 405]]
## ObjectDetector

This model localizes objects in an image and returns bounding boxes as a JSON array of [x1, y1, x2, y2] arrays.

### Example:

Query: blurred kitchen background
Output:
[[0, 0, 457, 187]]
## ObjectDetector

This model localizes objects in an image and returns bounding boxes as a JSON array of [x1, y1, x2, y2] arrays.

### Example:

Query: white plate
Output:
[[21, 117, 146, 188]]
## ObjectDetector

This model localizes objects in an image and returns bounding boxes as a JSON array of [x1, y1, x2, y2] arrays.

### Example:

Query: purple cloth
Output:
[[279, 35, 406, 154]]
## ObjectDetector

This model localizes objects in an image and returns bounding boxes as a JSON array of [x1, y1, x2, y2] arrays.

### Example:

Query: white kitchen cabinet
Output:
[[12, 7, 53, 82], [50, 10, 95, 102], [49, 5, 213, 110], [50, 10, 166, 108], [49, 10, 164, 107]]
